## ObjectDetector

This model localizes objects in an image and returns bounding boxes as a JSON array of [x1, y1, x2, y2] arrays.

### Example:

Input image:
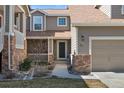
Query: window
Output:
[[33, 16, 43, 31], [57, 17, 67, 26]]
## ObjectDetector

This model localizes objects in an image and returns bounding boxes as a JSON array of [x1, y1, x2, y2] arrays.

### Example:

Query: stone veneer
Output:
[[48, 54, 54, 64], [72, 54, 91, 75], [2, 34, 27, 74]]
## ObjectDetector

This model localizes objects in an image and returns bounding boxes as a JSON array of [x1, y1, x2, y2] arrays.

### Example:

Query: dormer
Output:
[[30, 9, 47, 31]]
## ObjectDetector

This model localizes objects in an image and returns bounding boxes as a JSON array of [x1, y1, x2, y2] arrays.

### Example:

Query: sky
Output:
[[31, 5, 67, 9]]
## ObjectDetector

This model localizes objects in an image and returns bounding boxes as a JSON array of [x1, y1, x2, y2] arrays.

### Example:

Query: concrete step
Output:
[[54, 61, 67, 64]]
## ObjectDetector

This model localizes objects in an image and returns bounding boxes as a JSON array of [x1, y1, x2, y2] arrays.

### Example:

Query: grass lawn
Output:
[[0, 78, 107, 88]]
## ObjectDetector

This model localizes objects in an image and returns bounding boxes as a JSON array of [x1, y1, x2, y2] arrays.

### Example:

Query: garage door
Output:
[[92, 40, 124, 72]]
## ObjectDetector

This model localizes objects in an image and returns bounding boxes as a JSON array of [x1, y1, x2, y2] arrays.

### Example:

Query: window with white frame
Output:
[[57, 17, 67, 26], [33, 16, 43, 31]]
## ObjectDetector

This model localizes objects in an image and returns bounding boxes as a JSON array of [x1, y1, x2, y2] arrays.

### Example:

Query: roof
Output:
[[26, 30, 71, 39], [31, 9, 70, 16], [22, 5, 30, 16], [69, 5, 124, 26]]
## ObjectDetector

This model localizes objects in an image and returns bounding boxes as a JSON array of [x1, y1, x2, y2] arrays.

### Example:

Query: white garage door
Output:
[[92, 40, 124, 72]]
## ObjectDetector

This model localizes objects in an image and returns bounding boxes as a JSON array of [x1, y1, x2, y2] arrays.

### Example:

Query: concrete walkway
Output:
[[93, 72, 124, 88], [52, 63, 81, 79]]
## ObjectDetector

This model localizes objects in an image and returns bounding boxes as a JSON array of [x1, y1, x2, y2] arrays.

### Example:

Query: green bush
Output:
[[19, 58, 32, 71]]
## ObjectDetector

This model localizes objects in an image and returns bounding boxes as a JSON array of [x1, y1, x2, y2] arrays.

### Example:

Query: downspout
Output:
[[8, 5, 13, 70], [8, 31, 11, 70]]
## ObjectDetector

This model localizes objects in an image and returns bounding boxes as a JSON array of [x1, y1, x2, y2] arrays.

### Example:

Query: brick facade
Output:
[[48, 54, 54, 64], [72, 54, 91, 75], [2, 36, 9, 73], [2, 35, 27, 74], [12, 35, 27, 71]]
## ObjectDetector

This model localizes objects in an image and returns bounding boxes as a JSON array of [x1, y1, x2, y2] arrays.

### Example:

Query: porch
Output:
[[27, 38, 71, 63]]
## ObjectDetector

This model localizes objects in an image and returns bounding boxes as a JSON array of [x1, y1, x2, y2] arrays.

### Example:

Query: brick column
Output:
[[72, 54, 91, 75]]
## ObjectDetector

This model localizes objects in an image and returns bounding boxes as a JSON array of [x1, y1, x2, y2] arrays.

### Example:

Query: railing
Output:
[[0, 27, 3, 52]]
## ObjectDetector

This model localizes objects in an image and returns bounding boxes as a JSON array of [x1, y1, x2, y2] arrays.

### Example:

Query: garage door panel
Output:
[[92, 40, 124, 72]]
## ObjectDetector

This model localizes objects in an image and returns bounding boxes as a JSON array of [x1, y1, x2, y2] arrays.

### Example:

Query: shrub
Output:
[[19, 58, 32, 71]]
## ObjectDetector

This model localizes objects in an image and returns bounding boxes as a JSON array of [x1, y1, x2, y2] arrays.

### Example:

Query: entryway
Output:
[[0, 52, 2, 73], [52, 62, 81, 79], [57, 40, 67, 60]]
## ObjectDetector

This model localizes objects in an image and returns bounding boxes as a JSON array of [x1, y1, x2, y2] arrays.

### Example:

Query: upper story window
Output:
[[33, 16, 43, 31], [57, 17, 67, 26]]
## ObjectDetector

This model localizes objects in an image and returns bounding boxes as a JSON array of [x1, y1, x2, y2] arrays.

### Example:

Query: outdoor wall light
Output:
[[81, 35, 85, 41]]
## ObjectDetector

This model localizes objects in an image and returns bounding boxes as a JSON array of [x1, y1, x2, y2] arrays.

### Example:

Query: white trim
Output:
[[48, 14, 70, 16], [48, 39, 53, 54], [17, 5, 25, 13], [52, 39, 53, 54], [57, 17, 67, 27], [8, 5, 15, 70], [32, 15, 43, 31], [89, 36, 124, 72], [26, 6, 31, 16], [57, 40, 67, 60], [31, 9, 48, 15], [30, 9, 69, 16]]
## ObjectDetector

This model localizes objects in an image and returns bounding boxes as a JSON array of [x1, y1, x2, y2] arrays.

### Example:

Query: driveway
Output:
[[92, 72, 124, 88]]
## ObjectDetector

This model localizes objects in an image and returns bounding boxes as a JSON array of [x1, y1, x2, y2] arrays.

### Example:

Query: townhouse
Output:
[[1, 5, 124, 76], [70, 5, 124, 74], [26, 9, 71, 63]]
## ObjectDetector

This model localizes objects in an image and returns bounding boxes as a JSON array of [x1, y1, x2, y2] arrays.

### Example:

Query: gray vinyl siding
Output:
[[26, 16, 30, 31], [5, 5, 10, 32], [46, 16, 70, 31], [20, 13, 23, 32], [27, 10, 70, 31], [111, 5, 124, 19], [100, 5, 111, 18], [78, 26, 124, 54]]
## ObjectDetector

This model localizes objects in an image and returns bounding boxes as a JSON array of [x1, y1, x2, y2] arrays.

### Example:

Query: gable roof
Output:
[[31, 9, 70, 16], [69, 5, 124, 26], [22, 5, 30, 16]]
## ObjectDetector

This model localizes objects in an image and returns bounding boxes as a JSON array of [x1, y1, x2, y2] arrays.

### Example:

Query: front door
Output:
[[57, 40, 67, 60]]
